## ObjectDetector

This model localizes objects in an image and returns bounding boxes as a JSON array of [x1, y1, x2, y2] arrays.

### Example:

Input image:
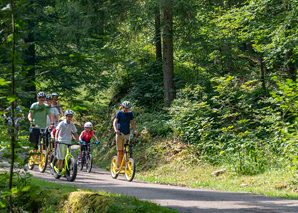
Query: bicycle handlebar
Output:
[[78, 141, 97, 145], [56, 141, 77, 146], [120, 132, 135, 141]]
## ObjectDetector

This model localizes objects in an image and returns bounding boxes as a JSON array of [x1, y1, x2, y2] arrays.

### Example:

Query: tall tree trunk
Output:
[[9, 0, 16, 211], [24, 32, 36, 108], [162, 2, 175, 107], [285, 50, 296, 82], [24, 1, 36, 108], [155, 6, 162, 62]]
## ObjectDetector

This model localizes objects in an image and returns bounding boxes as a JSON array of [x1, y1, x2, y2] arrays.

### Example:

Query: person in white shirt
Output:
[[46, 94, 60, 127], [55, 109, 79, 174]]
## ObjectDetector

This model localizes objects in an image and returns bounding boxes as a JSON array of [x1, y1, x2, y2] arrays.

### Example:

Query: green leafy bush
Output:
[[169, 75, 296, 174], [136, 111, 172, 137]]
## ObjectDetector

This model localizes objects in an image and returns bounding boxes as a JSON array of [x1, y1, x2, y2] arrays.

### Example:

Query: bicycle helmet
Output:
[[65, 109, 74, 116], [46, 94, 52, 100], [122, 101, 131, 108], [52, 92, 58, 96], [84, 122, 93, 128], [37, 92, 46, 98]]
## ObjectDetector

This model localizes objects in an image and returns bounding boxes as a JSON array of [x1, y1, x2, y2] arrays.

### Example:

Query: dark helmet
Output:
[[37, 92, 46, 98], [122, 101, 131, 108], [46, 94, 52, 100]]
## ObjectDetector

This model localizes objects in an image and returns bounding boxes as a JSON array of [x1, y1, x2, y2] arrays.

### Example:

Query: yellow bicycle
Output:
[[27, 128, 48, 173], [110, 133, 136, 182]]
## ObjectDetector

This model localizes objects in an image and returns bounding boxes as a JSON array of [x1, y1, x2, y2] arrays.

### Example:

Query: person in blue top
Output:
[[113, 101, 138, 168], [3, 100, 25, 139], [3, 100, 25, 120]]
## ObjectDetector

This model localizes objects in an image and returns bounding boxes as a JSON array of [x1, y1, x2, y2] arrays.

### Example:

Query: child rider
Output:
[[78, 122, 99, 161], [55, 110, 79, 175]]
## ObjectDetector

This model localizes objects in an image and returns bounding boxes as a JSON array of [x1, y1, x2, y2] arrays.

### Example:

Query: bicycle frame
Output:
[[39, 129, 47, 151], [81, 142, 91, 153], [110, 132, 136, 181], [80, 143, 89, 164], [29, 128, 47, 163], [54, 143, 75, 174], [64, 146, 74, 171], [118, 133, 133, 172]]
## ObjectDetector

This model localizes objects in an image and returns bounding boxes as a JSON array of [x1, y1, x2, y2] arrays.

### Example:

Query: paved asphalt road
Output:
[[2, 147, 298, 213], [25, 163, 298, 213]]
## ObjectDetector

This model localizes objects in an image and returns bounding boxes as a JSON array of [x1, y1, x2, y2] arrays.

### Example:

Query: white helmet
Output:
[[52, 92, 58, 96], [84, 122, 93, 128], [37, 91, 46, 98], [65, 109, 74, 116]]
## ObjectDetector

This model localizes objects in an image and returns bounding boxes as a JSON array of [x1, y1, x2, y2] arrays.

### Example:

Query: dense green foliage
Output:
[[2, 0, 298, 209]]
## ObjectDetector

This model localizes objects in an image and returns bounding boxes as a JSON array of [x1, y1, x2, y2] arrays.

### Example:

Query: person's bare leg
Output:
[[58, 160, 63, 170], [117, 150, 124, 168]]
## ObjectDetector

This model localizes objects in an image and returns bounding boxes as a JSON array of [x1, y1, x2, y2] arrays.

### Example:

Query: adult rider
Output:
[[28, 92, 54, 152]]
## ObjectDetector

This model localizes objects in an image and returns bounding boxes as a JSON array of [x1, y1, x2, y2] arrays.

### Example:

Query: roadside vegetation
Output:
[[93, 74, 298, 199], [0, 172, 177, 212]]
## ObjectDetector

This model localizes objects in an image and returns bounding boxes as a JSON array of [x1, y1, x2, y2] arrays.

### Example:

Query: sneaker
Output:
[[57, 170, 62, 175]]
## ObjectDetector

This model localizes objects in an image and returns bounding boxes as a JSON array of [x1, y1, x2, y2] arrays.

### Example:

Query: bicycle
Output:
[[110, 133, 136, 182], [50, 141, 77, 182], [77, 141, 96, 173], [27, 128, 48, 173], [45, 126, 55, 162]]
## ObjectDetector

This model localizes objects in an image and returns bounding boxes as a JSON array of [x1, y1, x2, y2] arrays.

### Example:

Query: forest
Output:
[[1, 0, 298, 211]]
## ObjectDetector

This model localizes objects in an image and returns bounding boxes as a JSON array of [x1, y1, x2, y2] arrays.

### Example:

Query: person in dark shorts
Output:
[[28, 92, 54, 151], [113, 101, 138, 168]]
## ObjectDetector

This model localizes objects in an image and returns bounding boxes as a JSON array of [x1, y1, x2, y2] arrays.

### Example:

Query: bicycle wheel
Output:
[[86, 153, 92, 173], [28, 150, 35, 170], [110, 156, 118, 179], [78, 152, 84, 171], [52, 157, 61, 179], [39, 150, 48, 173], [49, 152, 55, 175], [47, 146, 51, 162], [66, 157, 77, 182], [125, 158, 135, 182]]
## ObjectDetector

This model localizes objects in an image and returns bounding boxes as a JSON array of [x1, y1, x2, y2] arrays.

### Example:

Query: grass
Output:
[[93, 136, 298, 200], [136, 162, 298, 199], [0, 172, 177, 212]]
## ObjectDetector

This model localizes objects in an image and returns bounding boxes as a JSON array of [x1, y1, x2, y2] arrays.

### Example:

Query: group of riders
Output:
[[3, 91, 138, 180]]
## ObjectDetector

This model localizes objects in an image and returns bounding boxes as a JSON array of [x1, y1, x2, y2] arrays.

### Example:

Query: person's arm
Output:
[[28, 112, 35, 125], [92, 133, 98, 141], [113, 118, 120, 134], [3, 113, 7, 119], [73, 132, 79, 141], [79, 132, 83, 141], [131, 120, 138, 136], [55, 114, 60, 125], [48, 113, 54, 124], [51, 130, 55, 139], [46, 106, 54, 124], [55, 129, 60, 141], [58, 103, 63, 117], [71, 132, 76, 140]]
